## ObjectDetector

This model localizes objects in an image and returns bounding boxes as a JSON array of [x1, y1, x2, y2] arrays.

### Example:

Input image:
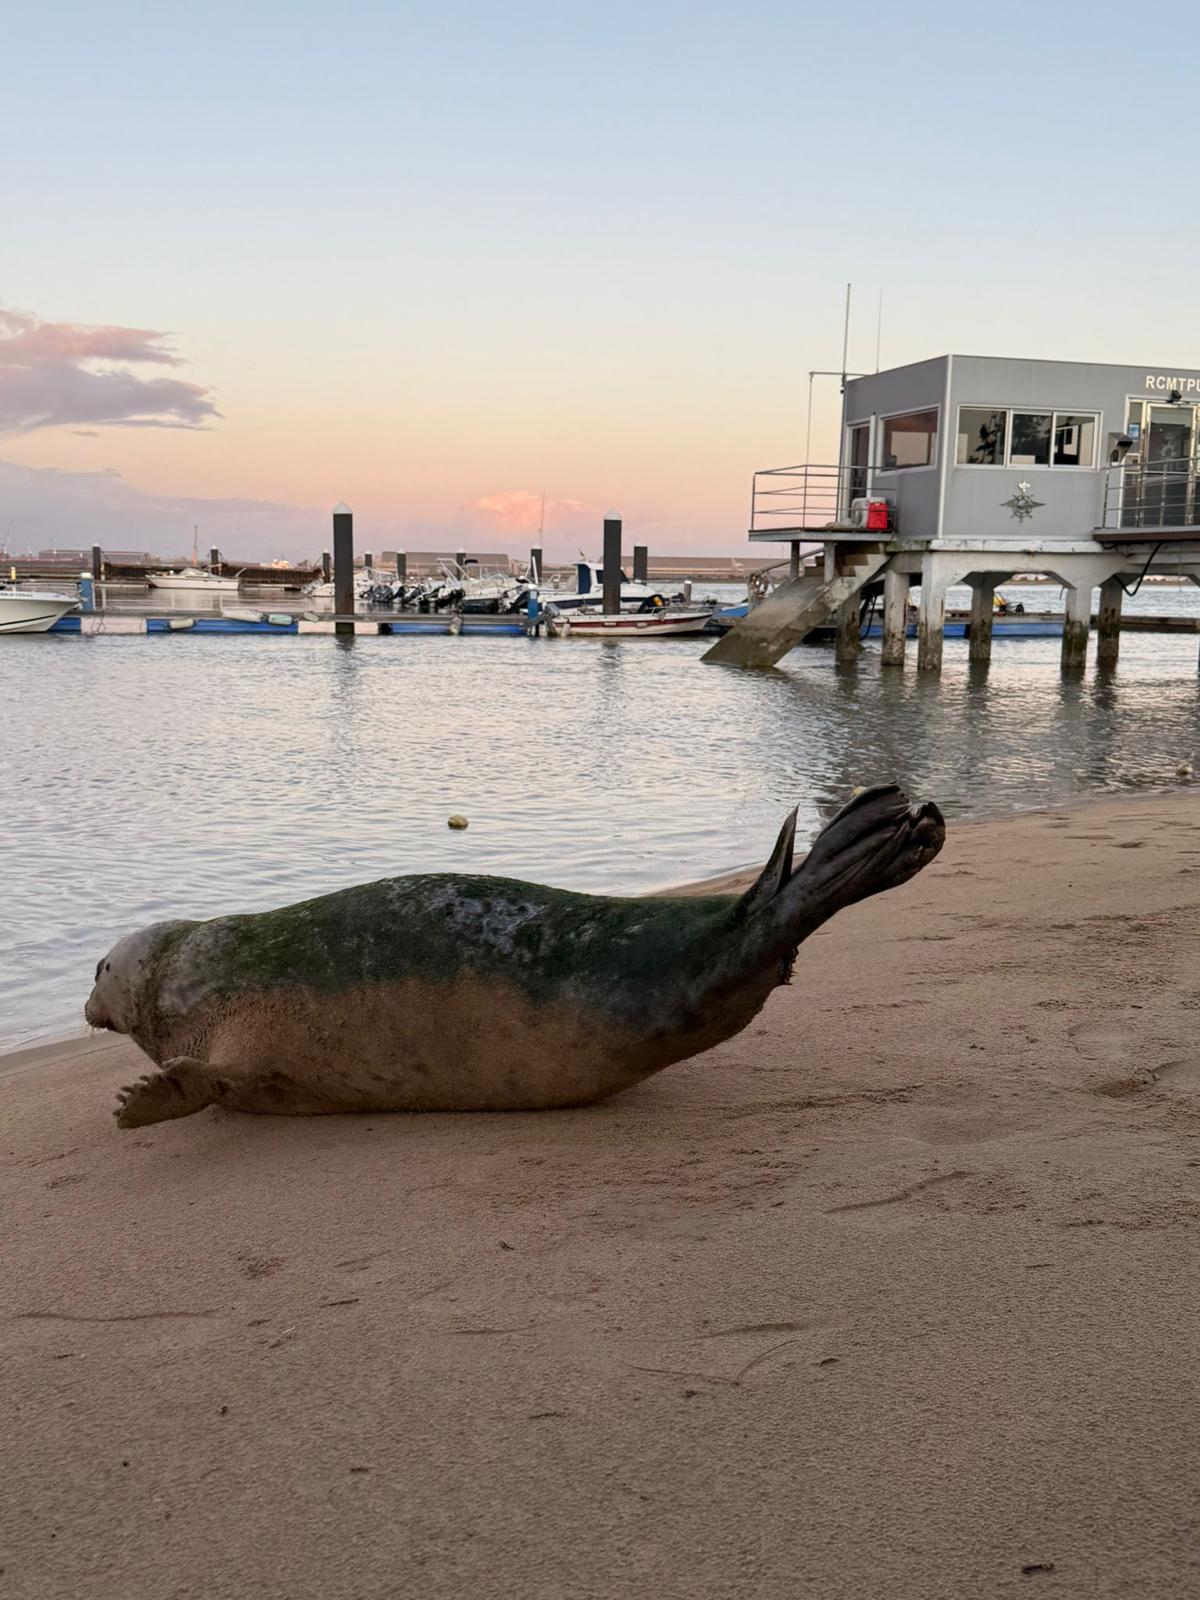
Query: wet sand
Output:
[[3, 791, 1199, 1598]]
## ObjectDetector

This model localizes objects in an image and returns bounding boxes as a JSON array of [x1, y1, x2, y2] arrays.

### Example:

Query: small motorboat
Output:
[[0, 583, 80, 634], [147, 567, 241, 592], [556, 607, 713, 638]]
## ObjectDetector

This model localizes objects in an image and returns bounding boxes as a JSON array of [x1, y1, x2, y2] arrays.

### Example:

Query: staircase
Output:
[[702, 545, 891, 669]]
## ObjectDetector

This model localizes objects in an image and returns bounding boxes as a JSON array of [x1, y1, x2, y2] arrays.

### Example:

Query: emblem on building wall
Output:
[[1002, 481, 1045, 522]]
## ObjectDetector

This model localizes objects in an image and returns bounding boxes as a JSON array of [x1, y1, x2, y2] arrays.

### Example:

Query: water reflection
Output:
[[6, 628, 1200, 1047]]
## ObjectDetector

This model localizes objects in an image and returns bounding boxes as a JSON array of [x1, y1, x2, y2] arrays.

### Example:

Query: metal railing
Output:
[[1099, 453, 1200, 533], [749, 462, 894, 537]]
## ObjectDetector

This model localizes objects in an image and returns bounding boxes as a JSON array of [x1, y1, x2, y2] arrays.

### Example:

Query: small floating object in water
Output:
[[167, 617, 195, 631], [1177, 762, 1193, 780], [447, 814, 469, 830]]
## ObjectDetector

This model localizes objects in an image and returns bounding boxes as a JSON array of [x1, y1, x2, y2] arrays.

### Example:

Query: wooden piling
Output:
[[396, 551, 408, 585], [209, 546, 221, 573], [881, 568, 907, 665], [1061, 583, 1091, 670], [364, 551, 374, 573], [91, 544, 104, 582], [321, 550, 332, 582], [633, 544, 648, 582], [1097, 576, 1123, 669], [602, 516, 622, 615], [332, 503, 355, 636], [968, 578, 995, 663]]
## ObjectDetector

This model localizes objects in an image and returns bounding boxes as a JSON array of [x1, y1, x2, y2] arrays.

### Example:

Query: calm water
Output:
[[5, 601, 1200, 1049]]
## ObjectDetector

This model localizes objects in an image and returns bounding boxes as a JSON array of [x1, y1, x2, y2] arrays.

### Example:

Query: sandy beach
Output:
[[3, 790, 1199, 1599]]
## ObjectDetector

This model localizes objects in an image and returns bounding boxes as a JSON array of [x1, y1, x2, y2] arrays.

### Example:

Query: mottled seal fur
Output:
[[85, 785, 944, 1127]]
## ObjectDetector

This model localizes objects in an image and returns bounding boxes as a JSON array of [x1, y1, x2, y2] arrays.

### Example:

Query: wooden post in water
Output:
[[968, 578, 995, 663], [363, 551, 373, 574], [530, 546, 543, 584], [602, 515, 622, 615], [632, 544, 648, 582], [1097, 576, 1123, 669], [1061, 582, 1091, 670], [333, 502, 355, 636], [209, 546, 221, 573], [91, 544, 104, 581], [395, 550, 407, 586], [881, 568, 907, 664], [321, 550, 332, 582]]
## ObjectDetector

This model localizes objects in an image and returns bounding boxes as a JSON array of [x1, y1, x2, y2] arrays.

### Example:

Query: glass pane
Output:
[[1010, 412, 1051, 466], [1052, 415, 1096, 467], [956, 408, 1007, 465], [881, 409, 938, 470]]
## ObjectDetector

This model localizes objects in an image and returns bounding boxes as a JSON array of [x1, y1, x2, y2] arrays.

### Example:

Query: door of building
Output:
[[1135, 404, 1198, 526]]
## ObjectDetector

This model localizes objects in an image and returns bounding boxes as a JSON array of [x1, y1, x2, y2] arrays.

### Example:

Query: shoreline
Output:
[[6, 781, 1196, 1061], [5, 786, 1200, 1597]]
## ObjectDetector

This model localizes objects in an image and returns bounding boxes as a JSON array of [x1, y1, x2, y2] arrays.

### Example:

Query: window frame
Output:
[[877, 405, 940, 473], [954, 405, 1100, 470]]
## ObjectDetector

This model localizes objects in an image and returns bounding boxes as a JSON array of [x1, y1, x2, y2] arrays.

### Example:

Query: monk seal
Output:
[[85, 784, 943, 1128]]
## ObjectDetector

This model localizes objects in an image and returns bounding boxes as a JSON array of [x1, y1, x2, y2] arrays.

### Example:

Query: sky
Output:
[[1, 0, 1196, 560]]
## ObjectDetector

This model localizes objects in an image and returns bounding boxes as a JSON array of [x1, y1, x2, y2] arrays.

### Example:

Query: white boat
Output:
[[559, 608, 712, 638], [147, 566, 241, 592], [538, 559, 665, 612], [301, 571, 378, 600], [0, 584, 79, 634]]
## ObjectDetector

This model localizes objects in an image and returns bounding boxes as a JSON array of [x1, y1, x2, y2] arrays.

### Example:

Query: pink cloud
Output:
[[0, 305, 218, 433], [475, 489, 598, 535]]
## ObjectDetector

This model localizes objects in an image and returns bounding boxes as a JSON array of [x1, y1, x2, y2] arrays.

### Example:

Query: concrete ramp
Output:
[[703, 546, 891, 669]]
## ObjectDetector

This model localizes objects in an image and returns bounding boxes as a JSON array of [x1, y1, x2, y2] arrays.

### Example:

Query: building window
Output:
[[1053, 415, 1096, 467], [881, 408, 938, 470], [1010, 413, 1052, 466], [957, 408, 1007, 465], [956, 407, 1099, 468]]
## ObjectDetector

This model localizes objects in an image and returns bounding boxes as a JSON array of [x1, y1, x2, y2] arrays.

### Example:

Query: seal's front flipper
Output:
[[114, 1056, 225, 1129]]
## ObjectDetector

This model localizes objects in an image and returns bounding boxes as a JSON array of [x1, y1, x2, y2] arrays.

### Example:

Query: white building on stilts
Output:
[[706, 354, 1200, 671]]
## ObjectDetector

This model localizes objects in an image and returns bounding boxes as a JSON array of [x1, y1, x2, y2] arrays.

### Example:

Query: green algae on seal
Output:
[[85, 785, 944, 1128]]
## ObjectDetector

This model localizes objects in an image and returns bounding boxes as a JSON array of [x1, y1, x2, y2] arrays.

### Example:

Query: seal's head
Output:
[[84, 921, 186, 1036]]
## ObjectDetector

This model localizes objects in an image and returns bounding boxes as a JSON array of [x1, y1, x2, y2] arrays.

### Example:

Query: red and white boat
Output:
[[560, 608, 712, 638]]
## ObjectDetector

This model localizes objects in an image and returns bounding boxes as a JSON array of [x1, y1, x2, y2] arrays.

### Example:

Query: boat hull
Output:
[[564, 610, 712, 637], [147, 574, 241, 592], [0, 595, 79, 634]]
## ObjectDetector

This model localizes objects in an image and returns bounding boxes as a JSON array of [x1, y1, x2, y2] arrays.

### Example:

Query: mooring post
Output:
[[602, 514, 622, 615], [396, 550, 407, 586], [1097, 575, 1123, 669], [363, 550, 373, 574], [321, 549, 332, 582], [632, 544, 648, 583], [209, 546, 221, 573], [530, 546, 542, 584], [455, 549, 467, 575], [332, 502, 355, 636], [1061, 582, 1091, 670], [91, 544, 104, 582], [881, 568, 907, 665], [968, 578, 995, 663]]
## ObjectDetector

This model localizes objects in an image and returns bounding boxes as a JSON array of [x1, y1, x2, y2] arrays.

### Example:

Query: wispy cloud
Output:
[[0, 456, 317, 559], [0, 306, 219, 434]]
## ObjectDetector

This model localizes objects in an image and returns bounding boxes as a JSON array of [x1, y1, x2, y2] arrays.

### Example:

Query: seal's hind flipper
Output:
[[114, 1057, 225, 1129], [736, 808, 798, 920]]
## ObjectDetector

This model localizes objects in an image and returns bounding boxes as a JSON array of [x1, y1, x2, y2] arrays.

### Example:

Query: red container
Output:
[[865, 499, 890, 531]]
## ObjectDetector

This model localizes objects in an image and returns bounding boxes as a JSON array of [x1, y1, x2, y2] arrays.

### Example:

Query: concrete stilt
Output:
[[835, 594, 861, 662], [1097, 576, 1123, 669], [968, 578, 995, 663], [333, 503, 355, 637], [917, 563, 948, 673], [1061, 582, 1092, 669], [881, 569, 907, 665], [789, 542, 801, 581]]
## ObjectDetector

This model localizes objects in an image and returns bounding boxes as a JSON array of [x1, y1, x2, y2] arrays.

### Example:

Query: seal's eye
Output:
[[106, 962, 111, 972], [95, 959, 105, 981]]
